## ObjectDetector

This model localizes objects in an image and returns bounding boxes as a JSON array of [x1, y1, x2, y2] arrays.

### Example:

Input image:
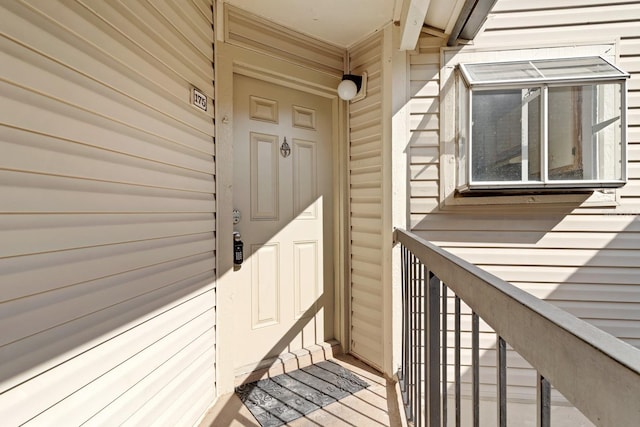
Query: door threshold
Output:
[[234, 339, 342, 387]]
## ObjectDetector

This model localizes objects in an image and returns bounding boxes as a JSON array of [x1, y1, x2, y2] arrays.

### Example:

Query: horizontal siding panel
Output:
[[0, 36, 213, 141], [1, 79, 213, 157], [410, 52, 439, 65], [350, 217, 383, 232], [86, 330, 214, 425], [447, 247, 640, 268], [0, 234, 214, 302], [350, 155, 382, 170], [26, 309, 215, 425], [493, 0, 640, 12], [225, 5, 344, 76], [351, 259, 382, 280], [411, 197, 440, 213], [351, 231, 383, 248], [410, 80, 440, 97], [351, 201, 383, 217], [350, 123, 382, 144], [350, 141, 382, 158], [487, 4, 640, 29], [421, 230, 640, 250], [122, 346, 215, 426], [414, 213, 640, 232], [410, 130, 440, 146], [475, 22, 640, 47], [408, 97, 439, 114], [0, 128, 213, 194], [351, 272, 384, 293], [410, 64, 439, 81], [0, 0, 215, 424], [0, 213, 214, 259], [1, 255, 215, 349], [72, 0, 213, 92], [0, 87, 214, 171], [484, 265, 640, 285], [1, 282, 215, 425], [350, 49, 381, 72], [410, 181, 439, 197], [520, 283, 640, 303], [587, 319, 640, 339], [350, 169, 382, 186], [147, 0, 213, 58], [95, 340, 215, 426], [410, 113, 439, 131], [350, 187, 383, 201], [0, 2, 212, 112], [0, 171, 214, 213], [552, 301, 640, 321], [191, 0, 214, 24], [349, 106, 385, 128], [410, 146, 439, 163], [411, 164, 439, 180], [621, 38, 640, 56]]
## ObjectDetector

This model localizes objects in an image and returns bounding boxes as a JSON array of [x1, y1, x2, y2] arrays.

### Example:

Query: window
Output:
[[456, 57, 629, 192]]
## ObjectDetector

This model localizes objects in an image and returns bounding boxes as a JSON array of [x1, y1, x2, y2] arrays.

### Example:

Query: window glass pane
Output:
[[464, 62, 541, 82], [462, 57, 626, 84], [533, 57, 622, 79], [548, 83, 623, 181], [471, 88, 541, 182]]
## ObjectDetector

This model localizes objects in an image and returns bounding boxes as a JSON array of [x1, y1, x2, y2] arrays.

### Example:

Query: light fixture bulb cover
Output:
[[337, 79, 358, 100]]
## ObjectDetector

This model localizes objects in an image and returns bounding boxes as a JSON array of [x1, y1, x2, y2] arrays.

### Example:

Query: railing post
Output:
[[442, 284, 448, 427], [472, 312, 480, 427], [537, 374, 551, 427], [427, 273, 441, 426], [497, 336, 507, 427], [455, 296, 461, 427]]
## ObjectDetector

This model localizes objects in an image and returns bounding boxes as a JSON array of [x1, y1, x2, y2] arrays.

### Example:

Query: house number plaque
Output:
[[191, 86, 207, 111]]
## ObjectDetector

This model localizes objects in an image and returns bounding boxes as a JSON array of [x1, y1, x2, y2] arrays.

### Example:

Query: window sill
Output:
[[443, 188, 619, 209]]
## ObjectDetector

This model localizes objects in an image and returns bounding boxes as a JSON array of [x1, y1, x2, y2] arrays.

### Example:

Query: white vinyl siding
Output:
[[0, 1, 216, 425], [349, 33, 385, 369], [224, 4, 344, 77], [408, 0, 640, 408]]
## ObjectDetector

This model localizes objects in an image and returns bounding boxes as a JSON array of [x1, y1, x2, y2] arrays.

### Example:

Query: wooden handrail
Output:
[[394, 228, 640, 426]]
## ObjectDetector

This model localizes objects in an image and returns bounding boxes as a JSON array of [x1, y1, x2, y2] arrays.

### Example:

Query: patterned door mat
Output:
[[235, 360, 370, 427]]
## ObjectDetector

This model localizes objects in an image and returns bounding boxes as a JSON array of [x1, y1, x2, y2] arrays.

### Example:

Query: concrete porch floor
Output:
[[199, 354, 404, 426]]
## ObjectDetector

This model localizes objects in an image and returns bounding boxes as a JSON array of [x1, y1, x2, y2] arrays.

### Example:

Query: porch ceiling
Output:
[[223, 0, 465, 48]]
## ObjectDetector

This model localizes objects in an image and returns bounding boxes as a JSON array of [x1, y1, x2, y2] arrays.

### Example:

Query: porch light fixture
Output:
[[337, 73, 367, 102]]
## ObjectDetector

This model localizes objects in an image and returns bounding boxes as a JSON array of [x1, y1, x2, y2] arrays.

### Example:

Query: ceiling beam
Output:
[[399, 0, 431, 51], [447, 0, 498, 46]]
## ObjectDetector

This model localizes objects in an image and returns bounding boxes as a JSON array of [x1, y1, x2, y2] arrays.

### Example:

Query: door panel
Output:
[[233, 74, 333, 371]]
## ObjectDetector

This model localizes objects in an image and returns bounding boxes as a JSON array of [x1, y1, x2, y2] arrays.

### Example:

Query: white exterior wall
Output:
[[407, 0, 640, 416], [0, 1, 216, 425], [348, 32, 387, 370]]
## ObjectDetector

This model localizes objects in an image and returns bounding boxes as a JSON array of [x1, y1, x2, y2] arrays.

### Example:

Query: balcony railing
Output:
[[394, 228, 640, 427]]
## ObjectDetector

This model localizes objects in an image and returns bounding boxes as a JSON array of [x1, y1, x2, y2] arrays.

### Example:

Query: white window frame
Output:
[[457, 57, 629, 192], [440, 43, 628, 208]]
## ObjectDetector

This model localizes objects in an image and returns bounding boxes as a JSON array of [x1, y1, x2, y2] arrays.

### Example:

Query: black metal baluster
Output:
[[497, 336, 507, 427], [427, 273, 441, 427], [455, 296, 461, 427], [472, 311, 480, 427], [442, 283, 448, 427], [416, 261, 423, 427], [538, 374, 551, 427]]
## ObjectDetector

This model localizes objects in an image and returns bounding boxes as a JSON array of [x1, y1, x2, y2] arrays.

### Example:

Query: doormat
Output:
[[235, 360, 370, 427]]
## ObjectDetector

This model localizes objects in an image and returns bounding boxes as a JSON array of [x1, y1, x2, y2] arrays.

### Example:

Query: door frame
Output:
[[215, 41, 349, 394]]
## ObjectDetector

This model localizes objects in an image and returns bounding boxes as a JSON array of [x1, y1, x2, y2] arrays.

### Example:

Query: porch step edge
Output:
[[234, 340, 342, 387]]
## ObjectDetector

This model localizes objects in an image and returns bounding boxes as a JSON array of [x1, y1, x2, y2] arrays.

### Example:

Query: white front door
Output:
[[232, 74, 334, 372]]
